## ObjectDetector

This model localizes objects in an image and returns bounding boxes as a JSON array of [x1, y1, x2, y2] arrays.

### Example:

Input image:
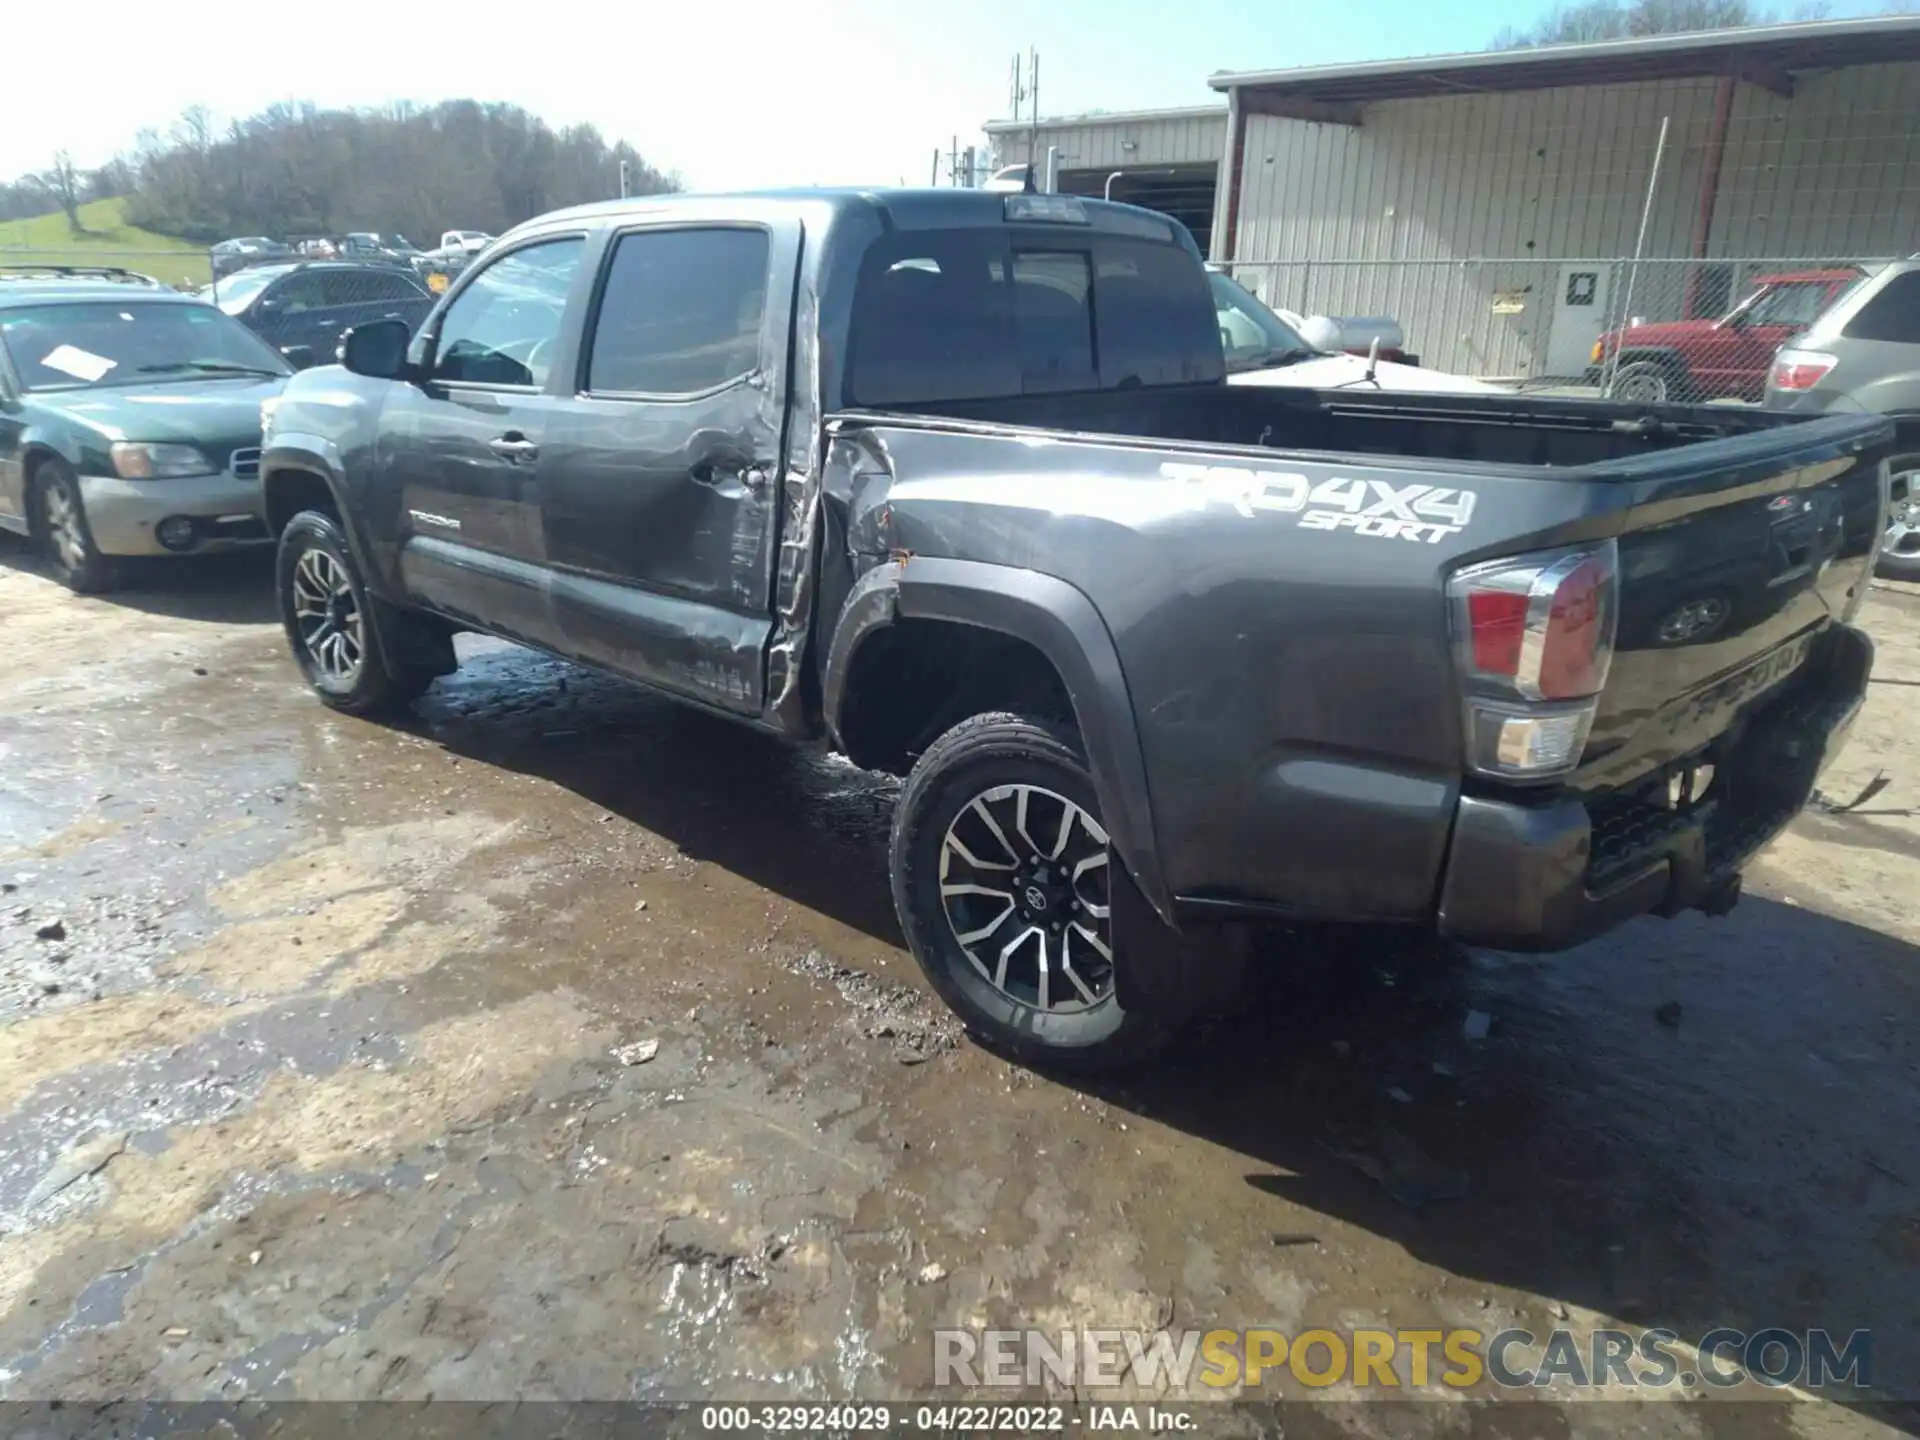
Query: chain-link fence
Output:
[[1218, 255, 1901, 399]]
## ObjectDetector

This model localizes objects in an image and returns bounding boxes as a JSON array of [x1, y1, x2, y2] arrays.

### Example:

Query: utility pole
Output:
[[1028, 48, 1040, 184]]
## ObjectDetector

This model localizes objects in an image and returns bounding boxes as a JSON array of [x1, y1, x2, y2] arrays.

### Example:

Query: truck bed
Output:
[[832, 386, 1889, 930]]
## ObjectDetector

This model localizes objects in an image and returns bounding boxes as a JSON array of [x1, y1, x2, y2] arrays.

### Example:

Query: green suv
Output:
[[0, 268, 291, 592]]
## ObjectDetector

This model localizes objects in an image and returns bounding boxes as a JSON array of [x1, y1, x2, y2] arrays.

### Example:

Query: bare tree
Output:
[[33, 152, 86, 233], [1493, 0, 1893, 45]]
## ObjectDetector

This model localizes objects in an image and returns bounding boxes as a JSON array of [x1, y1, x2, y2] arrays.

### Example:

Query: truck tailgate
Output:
[[1574, 411, 1890, 795]]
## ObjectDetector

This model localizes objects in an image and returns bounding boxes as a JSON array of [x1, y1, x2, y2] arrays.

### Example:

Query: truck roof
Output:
[[520, 187, 1190, 241]]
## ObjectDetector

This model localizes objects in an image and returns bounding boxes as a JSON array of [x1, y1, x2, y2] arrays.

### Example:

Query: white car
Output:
[[1210, 269, 1501, 394]]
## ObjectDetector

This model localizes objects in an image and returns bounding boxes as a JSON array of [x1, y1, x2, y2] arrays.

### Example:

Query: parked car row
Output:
[[210, 229, 495, 292]]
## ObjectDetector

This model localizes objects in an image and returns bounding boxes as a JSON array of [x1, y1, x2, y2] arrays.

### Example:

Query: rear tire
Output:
[[31, 459, 121, 594], [890, 710, 1172, 1072], [277, 509, 433, 715], [1876, 452, 1920, 581]]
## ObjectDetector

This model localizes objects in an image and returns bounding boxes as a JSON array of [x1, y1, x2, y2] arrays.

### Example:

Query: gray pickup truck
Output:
[[259, 189, 1888, 1069]]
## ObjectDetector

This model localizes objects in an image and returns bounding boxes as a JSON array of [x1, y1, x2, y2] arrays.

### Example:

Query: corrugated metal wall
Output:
[[990, 111, 1228, 171], [1225, 62, 1919, 375], [1708, 62, 1920, 256]]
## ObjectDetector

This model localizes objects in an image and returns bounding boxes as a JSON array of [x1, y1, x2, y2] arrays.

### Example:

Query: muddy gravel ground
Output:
[[1, 540, 1918, 1438]]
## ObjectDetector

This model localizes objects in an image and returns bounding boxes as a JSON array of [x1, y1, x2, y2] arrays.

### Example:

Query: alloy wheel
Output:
[[1885, 468, 1920, 558], [938, 783, 1113, 1013], [291, 547, 366, 684], [43, 482, 88, 572]]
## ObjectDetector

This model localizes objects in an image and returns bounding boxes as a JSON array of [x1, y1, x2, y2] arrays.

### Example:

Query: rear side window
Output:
[[847, 228, 1221, 407], [587, 227, 769, 395], [1843, 271, 1920, 343]]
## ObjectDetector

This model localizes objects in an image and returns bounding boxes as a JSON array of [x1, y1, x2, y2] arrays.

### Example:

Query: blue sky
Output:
[[1, 0, 1901, 196]]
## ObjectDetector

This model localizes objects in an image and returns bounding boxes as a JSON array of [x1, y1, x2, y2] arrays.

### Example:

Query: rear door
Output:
[[380, 233, 588, 649], [542, 219, 797, 713]]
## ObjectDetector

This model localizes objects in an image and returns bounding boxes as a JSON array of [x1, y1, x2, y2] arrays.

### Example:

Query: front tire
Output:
[[891, 711, 1171, 1072], [1610, 359, 1676, 404], [277, 509, 432, 715], [1876, 453, 1920, 581], [31, 460, 121, 594]]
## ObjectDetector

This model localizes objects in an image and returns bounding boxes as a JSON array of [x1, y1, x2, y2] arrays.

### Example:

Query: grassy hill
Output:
[[0, 198, 210, 288]]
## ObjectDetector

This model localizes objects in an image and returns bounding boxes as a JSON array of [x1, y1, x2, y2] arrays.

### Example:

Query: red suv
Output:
[[1590, 268, 1864, 403]]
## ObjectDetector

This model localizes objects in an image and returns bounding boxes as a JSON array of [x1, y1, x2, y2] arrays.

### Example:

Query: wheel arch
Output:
[[824, 558, 1171, 921]]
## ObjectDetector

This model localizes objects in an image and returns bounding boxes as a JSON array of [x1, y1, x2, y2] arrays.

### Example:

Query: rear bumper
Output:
[[77, 471, 269, 556], [1436, 622, 1871, 951]]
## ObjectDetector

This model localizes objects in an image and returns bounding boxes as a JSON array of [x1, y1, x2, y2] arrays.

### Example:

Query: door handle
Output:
[[489, 434, 540, 464], [691, 458, 769, 492]]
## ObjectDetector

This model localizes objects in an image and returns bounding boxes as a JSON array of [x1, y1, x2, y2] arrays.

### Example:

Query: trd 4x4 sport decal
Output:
[[1158, 462, 1477, 543]]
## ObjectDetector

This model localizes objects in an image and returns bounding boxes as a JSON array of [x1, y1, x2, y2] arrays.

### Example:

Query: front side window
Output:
[[0, 302, 290, 391], [587, 228, 770, 396], [267, 272, 331, 312], [324, 270, 425, 307], [433, 237, 584, 388]]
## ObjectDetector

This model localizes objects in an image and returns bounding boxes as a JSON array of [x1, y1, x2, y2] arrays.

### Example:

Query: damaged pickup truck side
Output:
[[260, 189, 1889, 1069]]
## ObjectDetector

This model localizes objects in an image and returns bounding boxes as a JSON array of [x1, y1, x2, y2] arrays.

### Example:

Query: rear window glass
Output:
[[1842, 271, 1920, 344], [846, 228, 1221, 407]]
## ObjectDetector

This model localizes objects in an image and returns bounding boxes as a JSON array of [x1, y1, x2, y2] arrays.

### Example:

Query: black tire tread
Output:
[[277, 509, 432, 716], [890, 709, 1173, 1074], [30, 460, 121, 594]]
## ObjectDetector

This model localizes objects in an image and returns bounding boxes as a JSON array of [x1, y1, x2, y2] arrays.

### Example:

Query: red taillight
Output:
[[1466, 590, 1528, 677], [1447, 541, 1620, 779], [1769, 351, 1836, 391], [1537, 554, 1610, 698]]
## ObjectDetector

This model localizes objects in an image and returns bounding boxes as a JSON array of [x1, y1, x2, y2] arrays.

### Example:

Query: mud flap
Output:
[[1111, 855, 1247, 1024], [366, 596, 458, 680]]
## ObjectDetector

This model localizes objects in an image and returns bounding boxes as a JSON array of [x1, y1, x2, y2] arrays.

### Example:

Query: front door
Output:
[[0, 346, 24, 533], [542, 220, 796, 714], [380, 234, 587, 649], [1698, 280, 1836, 399]]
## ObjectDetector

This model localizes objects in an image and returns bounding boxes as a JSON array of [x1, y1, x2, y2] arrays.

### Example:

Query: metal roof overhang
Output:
[[1209, 14, 1920, 118]]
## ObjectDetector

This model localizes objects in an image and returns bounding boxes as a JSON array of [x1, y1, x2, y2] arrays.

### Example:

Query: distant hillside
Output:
[[0, 198, 210, 288], [116, 99, 676, 247]]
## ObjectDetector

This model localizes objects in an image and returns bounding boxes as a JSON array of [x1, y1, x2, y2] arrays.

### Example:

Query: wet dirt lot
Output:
[[1, 540, 1917, 1437]]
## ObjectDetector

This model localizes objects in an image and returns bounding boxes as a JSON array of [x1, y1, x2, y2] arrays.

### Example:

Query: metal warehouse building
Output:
[[989, 15, 1920, 380]]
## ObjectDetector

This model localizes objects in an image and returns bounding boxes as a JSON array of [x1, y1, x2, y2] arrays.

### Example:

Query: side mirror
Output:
[[340, 318, 412, 380], [279, 344, 317, 370]]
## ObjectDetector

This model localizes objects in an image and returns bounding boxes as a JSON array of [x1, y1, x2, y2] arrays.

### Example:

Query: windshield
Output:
[[0, 301, 290, 391], [1738, 280, 1841, 329], [1209, 272, 1317, 371], [211, 265, 291, 312]]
